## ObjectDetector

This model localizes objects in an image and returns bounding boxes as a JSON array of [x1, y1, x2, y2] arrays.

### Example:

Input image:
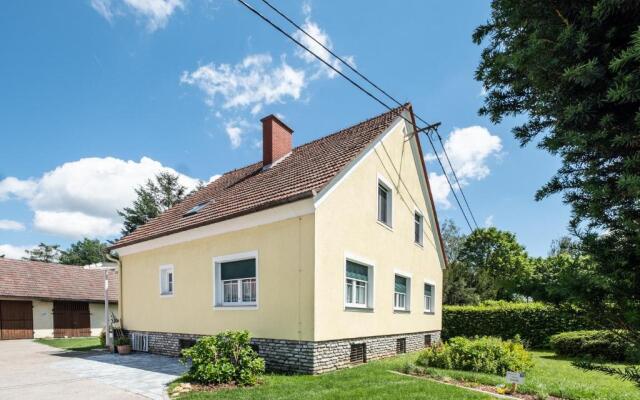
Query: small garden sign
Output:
[[506, 371, 525, 384]]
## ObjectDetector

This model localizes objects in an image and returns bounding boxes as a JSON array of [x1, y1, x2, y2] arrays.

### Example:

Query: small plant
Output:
[[550, 330, 637, 362], [180, 330, 265, 386], [114, 336, 130, 346], [99, 329, 106, 347], [416, 336, 533, 375]]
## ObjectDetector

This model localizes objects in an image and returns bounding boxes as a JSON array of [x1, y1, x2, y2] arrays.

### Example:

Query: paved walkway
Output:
[[0, 339, 186, 400]]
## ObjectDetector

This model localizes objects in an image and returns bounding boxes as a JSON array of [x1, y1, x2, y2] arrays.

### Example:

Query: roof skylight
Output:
[[183, 201, 209, 217]]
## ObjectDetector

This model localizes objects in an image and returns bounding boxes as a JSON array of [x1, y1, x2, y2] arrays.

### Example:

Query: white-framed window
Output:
[[159, 265, 174, 296], [377, 176, 393, 227], [345, 259, 373, 308], [214, 251, 258, 308], [394, 274, 410, 311], [424, 283, 435, 313], [414, 211, 424, 246]]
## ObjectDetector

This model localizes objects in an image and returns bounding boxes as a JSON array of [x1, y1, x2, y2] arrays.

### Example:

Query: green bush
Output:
[[181, 331, 265, 386], [99, 329, 106, 347], [443, 302, 597, 347], [416, 336, 533, 375], [550, 330, 638, 362], [114, 336, 130, 346]]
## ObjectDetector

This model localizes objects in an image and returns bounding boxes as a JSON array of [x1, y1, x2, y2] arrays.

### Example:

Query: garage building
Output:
[[0, 258, 118, 339]]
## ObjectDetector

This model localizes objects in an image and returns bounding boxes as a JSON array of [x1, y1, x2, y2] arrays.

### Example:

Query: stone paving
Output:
[[50, 350, 187, 399], [0, 339, 186, 400]]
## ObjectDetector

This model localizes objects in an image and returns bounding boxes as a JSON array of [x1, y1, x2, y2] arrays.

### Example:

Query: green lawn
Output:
[[35, 337, 103, 352], [175, 354, 491, 400], [175, 351, 640, 400], [420, 350, 640, 400]]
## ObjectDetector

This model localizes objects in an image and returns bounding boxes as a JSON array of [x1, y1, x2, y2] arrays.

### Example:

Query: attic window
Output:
[[183, 201, 208, 217]]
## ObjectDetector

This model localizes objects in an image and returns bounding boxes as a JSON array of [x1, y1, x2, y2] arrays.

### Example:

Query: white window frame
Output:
[[424, 281, 436, 313], [159, 264, 174, 297], [377, 174, 393, 229], [213, 251, 259, 309], [393, 270, 412, 311], [344, 253, 375, 310], [414, 209, 424, 246]]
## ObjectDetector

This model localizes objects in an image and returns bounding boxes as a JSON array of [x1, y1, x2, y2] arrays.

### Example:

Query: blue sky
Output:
[[0, 0, 570, 258]]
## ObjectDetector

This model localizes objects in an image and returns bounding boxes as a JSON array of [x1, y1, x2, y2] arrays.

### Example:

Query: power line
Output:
[[257, 0, 480, 231], [435, 129, 479, 229], [235, 0, 475, 232]]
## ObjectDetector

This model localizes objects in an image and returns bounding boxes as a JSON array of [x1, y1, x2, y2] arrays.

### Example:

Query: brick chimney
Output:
[[261, 114, 293, 166]]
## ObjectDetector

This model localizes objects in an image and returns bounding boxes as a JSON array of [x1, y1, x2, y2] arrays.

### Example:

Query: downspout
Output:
[[104, 252, 122, 340]]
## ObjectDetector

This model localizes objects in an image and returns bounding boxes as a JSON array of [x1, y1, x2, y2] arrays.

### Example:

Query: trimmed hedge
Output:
[[443, 301, 597, 347], [417, 336, 533, 375], [550, 330, 639, 362]]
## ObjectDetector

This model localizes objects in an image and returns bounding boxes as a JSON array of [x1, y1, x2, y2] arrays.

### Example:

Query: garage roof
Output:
[[0, 258, 118, 303]]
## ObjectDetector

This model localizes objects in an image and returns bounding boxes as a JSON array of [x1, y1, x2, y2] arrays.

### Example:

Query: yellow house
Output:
[[110, 104, 447, 373]]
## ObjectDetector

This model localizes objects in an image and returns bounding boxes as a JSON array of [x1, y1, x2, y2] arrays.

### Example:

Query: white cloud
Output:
[[428, 172, 451, 209], [0, 177, 37, 200], [34, 211, 122, 238], [0, 220, 26, 231], [181, 54, 306, 112], [426, 126, 502, 209], [0, 156, 200, 239], [292, 13, 354, 79], [484, 215, 494, 227], [91, 0, 185, 31], [0, 244, 35, 260], [225, 122, 244, 149]]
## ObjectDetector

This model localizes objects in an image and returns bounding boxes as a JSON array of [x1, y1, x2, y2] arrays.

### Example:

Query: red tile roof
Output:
[[0, 258, 118, 302], [111, 104, 446, 262]]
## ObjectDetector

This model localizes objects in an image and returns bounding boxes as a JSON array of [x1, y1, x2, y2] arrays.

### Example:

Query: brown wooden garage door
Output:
[[53, 301, 91, 338], [0, 300, 34, 340]]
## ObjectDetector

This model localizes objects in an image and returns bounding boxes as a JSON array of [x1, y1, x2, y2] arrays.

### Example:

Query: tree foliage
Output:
[[23, 243, 61, 263], [475, 0, 640, 383], [59, 238, 110, 266], [118, 172, 188, 236]]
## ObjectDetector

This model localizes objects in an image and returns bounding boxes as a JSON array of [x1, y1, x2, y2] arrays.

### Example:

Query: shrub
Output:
[[99, 329, 106, 347], [416, 336, 533, 375], [443, 302, 597, 347], [181, 331, 265, 386], [114, 336, 130, 346], [550, 330, 638, 362]]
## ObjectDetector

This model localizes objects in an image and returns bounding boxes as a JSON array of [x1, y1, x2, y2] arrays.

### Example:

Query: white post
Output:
[[104, 269, 111, 348]]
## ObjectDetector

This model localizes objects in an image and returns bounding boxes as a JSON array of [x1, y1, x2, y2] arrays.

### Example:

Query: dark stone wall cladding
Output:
[[126, 330, 441, 374]]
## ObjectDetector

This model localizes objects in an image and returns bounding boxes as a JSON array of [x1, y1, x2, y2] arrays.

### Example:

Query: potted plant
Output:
[[115, 336, 132, 355]]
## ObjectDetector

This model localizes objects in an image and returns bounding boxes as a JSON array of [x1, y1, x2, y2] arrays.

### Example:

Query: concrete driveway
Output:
[[0, 340, 186, 400]]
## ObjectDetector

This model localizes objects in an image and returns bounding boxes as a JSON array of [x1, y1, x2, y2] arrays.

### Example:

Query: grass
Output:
[[173, 354, 492, 400], [35, 337, 103, 352], [418, 350, 640, 400], [173, 350, 640, 400]]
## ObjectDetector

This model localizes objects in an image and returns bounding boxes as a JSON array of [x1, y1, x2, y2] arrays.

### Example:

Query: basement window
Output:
[[183, 201, 209, 217], [214, 252, 258, 308], [350, 343, 366, 364], [396, 338, 406, 354], [424, 335, 432, 347]]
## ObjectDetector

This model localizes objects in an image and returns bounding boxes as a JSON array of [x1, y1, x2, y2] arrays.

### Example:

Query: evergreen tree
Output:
[[474, 0, 640, 383], [118, 172, 187, 236], [23, 243, 61, 263]]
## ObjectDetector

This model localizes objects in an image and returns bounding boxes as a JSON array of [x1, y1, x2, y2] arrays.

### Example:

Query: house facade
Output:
[[111, 104, 446, 373], [0, 258, 118, 339]]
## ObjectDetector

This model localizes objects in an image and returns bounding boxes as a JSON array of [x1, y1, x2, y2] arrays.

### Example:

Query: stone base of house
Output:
[[125, 329, 441, 374]]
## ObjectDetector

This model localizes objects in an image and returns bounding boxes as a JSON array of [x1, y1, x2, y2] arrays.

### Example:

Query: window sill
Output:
[[376, 220, 393, 232], [423, 311, 435, 315], [414, 241, 424, 249], [345, 306, 374, 313], [214, 304, 258, 310], [160, 293, 174, 298], [393, 309, 411, 314]]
